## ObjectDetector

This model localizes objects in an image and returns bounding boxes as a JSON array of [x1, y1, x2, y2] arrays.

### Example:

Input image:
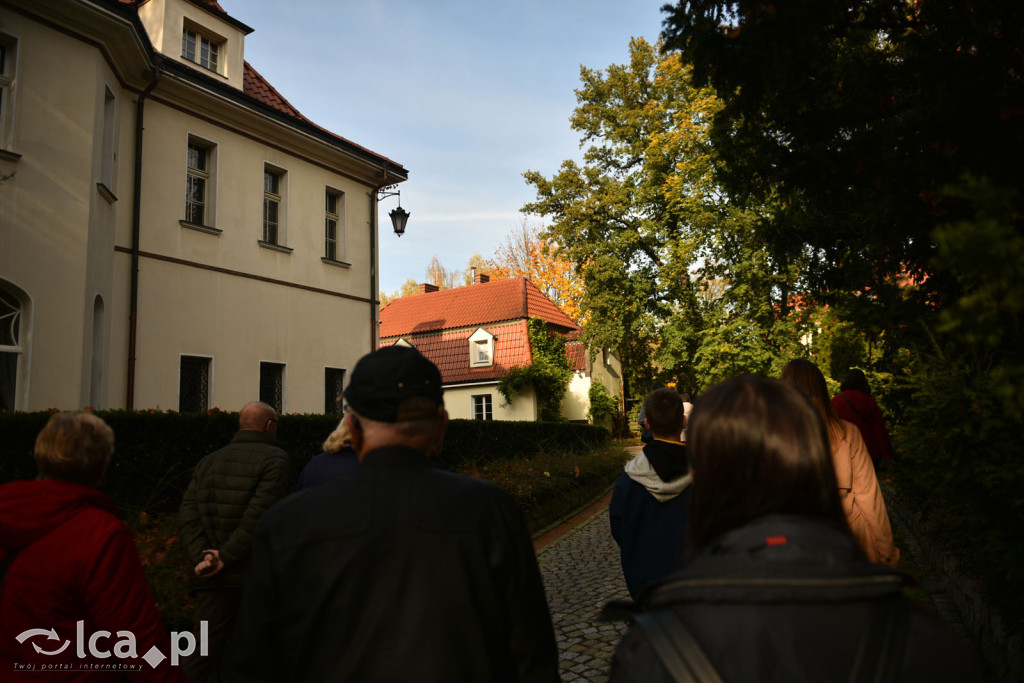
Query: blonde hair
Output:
[[34, 412, 114, 486], [322, 417, 351, 453]]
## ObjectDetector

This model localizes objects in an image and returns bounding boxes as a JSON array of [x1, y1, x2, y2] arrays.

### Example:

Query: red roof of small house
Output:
[[565, 340, 586, 372], [382, 321, 532, 384], [379, 277, 579, 338]]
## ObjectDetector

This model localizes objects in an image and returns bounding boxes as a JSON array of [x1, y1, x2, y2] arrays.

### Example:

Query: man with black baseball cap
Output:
[[232, 346, 560, 682]]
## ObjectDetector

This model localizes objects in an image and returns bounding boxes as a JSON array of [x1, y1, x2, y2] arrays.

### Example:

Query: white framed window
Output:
[[185, 137, 216, 226], [325, 367, 346, 414], [0, 34, 17, 151], [182, 26, 221, 72], [262, 166, 286, 245], [324, 188, 346, 261], [472, 394, 493, 421], [259, 361, 285, 413], [0, 284, 25, 411], [468, 327, 494, 367], [179, 355, 211, 412], [99, 86, 117, 192]]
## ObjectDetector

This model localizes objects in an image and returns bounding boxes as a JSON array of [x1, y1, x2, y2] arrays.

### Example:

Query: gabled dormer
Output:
[[137, 0, 253, 91], [469, 328, 494, 368], [394, 337, 415, 349]]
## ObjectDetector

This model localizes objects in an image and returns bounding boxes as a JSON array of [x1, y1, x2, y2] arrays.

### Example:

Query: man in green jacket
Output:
[[178, 401, 290, 682]]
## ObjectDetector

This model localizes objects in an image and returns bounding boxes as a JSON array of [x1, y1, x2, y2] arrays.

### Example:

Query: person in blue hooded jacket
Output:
[[611, 387, 692, 599]]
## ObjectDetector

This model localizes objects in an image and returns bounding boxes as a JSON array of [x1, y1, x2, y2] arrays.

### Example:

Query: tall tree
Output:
[[488, 221, 586, 324], [661, 0, 1024, 348], [523, 37, 804, 396]]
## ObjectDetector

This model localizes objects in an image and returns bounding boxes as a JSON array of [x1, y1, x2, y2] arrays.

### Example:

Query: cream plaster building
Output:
[[0, 0, 407, 413]]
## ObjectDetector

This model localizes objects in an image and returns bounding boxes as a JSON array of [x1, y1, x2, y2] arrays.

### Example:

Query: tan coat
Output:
[[831, 420, 901, 566]]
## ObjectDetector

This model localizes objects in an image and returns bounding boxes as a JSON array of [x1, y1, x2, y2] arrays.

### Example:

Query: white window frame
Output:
[[259, 361, 286, 413], [0, 34, 18, 152], [262, 165, 287, 246], [181, 25, 222, 73], [324, 367, 346, 415], [185, 136, 217, 227], [99, 86, 117, 193], [324, 187, 346, 262], [178, 354, 213, 412], [468, 327, 494, 367], [0, 282, 29, 411], [472, 394, 493, 421]]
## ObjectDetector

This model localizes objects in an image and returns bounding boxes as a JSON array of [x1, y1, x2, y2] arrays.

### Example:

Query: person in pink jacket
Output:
[[832, 368, 895, 465], [0, 412, 185, 682], [781, 360, 900, 567]]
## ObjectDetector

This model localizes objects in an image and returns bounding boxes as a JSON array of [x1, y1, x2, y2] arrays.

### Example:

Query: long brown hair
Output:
[[688, 375, 844, 548], [779, 359, 843, 442]]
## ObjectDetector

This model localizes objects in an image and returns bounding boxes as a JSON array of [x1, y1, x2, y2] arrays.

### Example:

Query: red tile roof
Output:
[[243, 63, 306, 120], [565, 340, 587, 372], [382, 321, 532, 384], [379, 277, 580, 338]]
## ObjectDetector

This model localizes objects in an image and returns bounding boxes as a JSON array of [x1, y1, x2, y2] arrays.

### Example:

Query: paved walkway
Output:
[[536, 505, 628, 681]]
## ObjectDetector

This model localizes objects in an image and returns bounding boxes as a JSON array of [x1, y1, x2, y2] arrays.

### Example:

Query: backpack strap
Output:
[[848, 597, 910, 683], [840, 392, 872, 426], [634, 609, 723, 683]]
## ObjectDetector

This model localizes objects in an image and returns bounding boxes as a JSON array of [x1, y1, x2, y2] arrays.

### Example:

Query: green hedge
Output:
[[0, 411, 608, 512]]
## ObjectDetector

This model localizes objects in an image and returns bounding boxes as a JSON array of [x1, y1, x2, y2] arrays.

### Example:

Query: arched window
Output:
[[0, 285, 24, 411]]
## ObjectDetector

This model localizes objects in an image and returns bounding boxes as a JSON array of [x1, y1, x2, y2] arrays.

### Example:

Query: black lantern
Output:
[[389, 206, 410, 237], [377, 184, 410, 237]]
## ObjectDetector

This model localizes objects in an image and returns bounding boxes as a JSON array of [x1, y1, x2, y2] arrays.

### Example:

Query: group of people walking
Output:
[[1, 347, 981, 681]]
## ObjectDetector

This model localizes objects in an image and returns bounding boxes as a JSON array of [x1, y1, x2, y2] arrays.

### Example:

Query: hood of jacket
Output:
[[625, 449, 692, 503], [0, 479, 117, 557]]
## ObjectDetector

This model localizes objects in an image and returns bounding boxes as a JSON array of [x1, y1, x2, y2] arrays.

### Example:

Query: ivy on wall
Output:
[[498, 318, 573, 422]]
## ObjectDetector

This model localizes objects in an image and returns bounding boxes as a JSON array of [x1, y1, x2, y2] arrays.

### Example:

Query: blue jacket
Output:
[[609, 440, 692, 599]]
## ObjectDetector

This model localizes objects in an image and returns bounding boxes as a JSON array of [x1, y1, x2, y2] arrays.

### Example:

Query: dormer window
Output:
[[182, 26, 221, 72], [469, 328, 494, 368], [394, 338, 415, 348]]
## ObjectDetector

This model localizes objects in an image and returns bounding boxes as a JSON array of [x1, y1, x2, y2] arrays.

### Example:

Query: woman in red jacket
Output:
[[0, 412, 185, 682], [832, 368, 895, 464]]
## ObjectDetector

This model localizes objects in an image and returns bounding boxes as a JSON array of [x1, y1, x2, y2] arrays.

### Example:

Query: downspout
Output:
[[369, 167, 392, 352], [126, 57, 162, 410]]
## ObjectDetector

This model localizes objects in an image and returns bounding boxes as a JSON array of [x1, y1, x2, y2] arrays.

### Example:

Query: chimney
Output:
[[474, 273, 490, 285], [419, 283, 439, 294]]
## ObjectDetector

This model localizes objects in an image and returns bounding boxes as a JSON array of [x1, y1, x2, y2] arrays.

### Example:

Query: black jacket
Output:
[[178, 430, 291, 590], [608, 515, 982, 682], [230, 446, 560, 683]]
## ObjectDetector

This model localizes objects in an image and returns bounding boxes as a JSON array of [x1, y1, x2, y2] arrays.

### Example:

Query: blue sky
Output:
[[234, 0, 666, 295]]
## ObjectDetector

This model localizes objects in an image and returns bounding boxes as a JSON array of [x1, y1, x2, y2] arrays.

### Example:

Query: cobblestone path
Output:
[[536, 507, 628, 682]]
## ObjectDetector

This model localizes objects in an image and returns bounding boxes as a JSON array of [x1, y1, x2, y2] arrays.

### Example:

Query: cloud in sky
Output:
[[233, 0, 665, 293]]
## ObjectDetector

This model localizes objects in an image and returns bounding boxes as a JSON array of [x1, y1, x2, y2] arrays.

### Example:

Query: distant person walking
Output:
[[611, 387, 692, 599], [832, 368, 895, 465], [0, 412, 185, 681], [178, 402, 291, 682], [781, 360, 900, 566]]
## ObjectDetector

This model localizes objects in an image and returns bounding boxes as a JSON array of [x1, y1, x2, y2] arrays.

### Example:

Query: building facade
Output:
[[0, 0, 406, 413], [379, 276, 623, 423]]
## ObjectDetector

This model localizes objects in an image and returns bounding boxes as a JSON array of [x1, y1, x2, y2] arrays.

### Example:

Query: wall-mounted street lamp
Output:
[[377, 185, 410, 237]]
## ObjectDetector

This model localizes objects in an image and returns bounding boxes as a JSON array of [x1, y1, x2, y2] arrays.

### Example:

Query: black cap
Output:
[[343, 346, 445, 423]]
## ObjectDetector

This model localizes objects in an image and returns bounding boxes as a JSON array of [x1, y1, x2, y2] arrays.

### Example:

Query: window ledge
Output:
[[321, 257, 351, 269], [0, 149, 22, 163], [180, 220, 222, 236], [258, 240, 293, 254], [96, 183, 118, 204]]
